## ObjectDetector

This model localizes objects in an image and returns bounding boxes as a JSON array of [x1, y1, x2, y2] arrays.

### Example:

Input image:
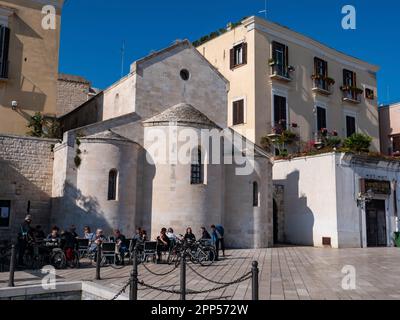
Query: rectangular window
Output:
[[191, 148, 203, 185], [365, 88, 375, 100], [317, 107, 327, 132], [273, 95, 287, 129], [314, 57, 328, 90], [232, 99, 244, 126], [230, 42, 247, 69], [0, 25, 10, 79], [272, 41, 289, 77], [343, 69, 361, 101], [343, 69, 355, 87], [346, 115, 356, 137], [0, 200, 11, 228]]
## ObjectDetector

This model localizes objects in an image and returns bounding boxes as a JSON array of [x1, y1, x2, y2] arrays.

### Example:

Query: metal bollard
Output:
[[251, 261, 259, 301], [180, 253, 186, 301], [8, 245, 16, 287], [95, 244, 102, 280], [130, 249, 138, 300]]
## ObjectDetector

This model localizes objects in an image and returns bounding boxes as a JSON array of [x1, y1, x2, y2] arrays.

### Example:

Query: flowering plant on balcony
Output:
[[340, 85, 364, 94], [261, 125, 299, 156], [311, 74, 336, 85]]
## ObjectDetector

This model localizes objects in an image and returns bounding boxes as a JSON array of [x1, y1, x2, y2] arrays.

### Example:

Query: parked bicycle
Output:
[[22, 240, 79, 270], [167, 238, 216, 266]]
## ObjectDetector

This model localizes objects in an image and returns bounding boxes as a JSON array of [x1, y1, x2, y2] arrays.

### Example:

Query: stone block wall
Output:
[[57, 74, 92, 117], [0, 135, 56, 241]]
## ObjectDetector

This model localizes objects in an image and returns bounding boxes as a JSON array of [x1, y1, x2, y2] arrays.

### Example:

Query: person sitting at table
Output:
[[46, 226, 61, 243], [156, 228, 170, 263], [114, 229, 128, 265], [89, 229, 107, 254]]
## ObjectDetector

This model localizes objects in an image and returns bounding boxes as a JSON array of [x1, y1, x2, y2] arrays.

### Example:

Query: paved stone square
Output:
[[1, 247, 400, 300]]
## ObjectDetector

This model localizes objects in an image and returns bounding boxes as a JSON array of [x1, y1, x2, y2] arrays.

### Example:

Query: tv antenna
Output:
[[259, 0, 267, 19]]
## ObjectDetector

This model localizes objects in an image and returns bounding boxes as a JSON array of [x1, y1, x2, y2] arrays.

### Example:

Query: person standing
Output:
[[17, 215, 34, 266], [215, 224, 225, 257], [211, 224, 225, 260]]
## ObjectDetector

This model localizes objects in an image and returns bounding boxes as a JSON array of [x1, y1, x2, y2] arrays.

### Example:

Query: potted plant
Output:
[[325, 77, 336, 85]]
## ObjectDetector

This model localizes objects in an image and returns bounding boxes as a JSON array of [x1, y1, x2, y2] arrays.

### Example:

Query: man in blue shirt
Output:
[[211, 224, 226, 260]]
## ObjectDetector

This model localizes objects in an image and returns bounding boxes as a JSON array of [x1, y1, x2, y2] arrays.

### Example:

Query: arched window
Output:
[[108, 169, 118, 200], [114, 93, 120, 113], [191, 147, 203, 185], [253, 182, 259, 207]]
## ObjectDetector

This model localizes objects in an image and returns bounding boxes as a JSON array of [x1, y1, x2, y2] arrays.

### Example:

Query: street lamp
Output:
[[357, 189, 374, 209]]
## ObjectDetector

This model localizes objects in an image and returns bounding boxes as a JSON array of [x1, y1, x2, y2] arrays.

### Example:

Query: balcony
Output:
[[269, 63, 292, 82], [311, 76, 334, 96], [341, 86, 363, 104]]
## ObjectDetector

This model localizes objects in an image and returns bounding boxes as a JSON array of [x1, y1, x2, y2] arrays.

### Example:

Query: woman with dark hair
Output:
[[184, 227, 196, 242], [200, 227, 211, 240]]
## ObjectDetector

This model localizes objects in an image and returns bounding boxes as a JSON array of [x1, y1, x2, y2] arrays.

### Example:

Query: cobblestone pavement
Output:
[[1, 247, 400, 300]]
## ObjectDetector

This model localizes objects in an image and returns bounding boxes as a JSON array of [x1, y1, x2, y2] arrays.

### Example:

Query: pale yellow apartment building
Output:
[[196, 16, 380, 152], [0, 0, 63, 136]]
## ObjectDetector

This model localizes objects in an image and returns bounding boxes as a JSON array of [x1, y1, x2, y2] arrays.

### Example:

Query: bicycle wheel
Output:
[[199, 247, 216, 266]]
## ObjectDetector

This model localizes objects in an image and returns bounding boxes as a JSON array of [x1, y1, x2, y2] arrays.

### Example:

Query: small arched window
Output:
[[108, 169, 118, 200], [191, 147, 203, 185], [114, 93, 120, 112], [253, 182, 259, 207]]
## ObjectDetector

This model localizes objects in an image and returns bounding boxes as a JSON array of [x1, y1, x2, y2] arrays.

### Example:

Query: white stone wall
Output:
[[135, 46, 228, 128], [274, 152, 400, 248], [273, 153, 339, 247], [144, 125, 225, 240], [102, 75, 136, 121], [225, 156, 273, 248], [336, 154, 400, 248], [0, 135, 56, 240], [51, 138, 140, 236]]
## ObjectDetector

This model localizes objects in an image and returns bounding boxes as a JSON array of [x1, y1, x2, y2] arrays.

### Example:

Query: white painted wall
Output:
[[274, 152, 400, 248], [273, 153, 339, 247]]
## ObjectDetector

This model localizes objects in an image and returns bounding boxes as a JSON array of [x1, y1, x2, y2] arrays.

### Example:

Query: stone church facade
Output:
[[23, 40, 274, 249]]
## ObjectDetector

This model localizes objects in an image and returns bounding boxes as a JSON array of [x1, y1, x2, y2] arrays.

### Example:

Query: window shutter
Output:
[[230, 48, 235, 69], [324, 60, 328, 77], [239, 100, 244, 124], [314, 57, 318, 75], [0, 25, 10, 78], [272, 42, 277, 61], [285, 45, 289, 69], [242, 42, 247, 65]]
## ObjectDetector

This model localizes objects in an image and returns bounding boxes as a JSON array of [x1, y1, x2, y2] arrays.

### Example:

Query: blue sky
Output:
[[59, 0, 399, 105]]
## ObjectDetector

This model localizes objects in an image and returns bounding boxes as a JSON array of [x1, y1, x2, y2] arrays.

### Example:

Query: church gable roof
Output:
[[82, 129, 134, 143], [130, 40, 228, 85], [143, 103, 219, 128]]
